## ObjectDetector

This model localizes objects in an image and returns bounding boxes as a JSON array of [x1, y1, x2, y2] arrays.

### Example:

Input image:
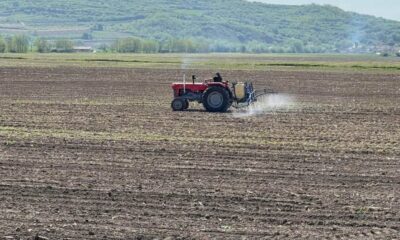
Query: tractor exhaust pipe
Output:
[[183, 74, 186, 94]]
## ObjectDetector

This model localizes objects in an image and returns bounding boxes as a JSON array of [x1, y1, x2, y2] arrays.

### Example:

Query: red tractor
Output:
[[171, 73, 273, 112]]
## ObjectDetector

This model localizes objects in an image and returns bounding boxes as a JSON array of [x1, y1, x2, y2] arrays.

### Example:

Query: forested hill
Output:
[[0, 0, 399, 52]]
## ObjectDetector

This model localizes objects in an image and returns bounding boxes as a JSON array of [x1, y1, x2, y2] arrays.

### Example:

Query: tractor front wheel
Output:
[[202, 87, 230, 112], [171, 98, 185, 111]]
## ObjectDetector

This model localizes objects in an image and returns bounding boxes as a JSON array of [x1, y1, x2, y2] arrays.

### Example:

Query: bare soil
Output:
[[0, 66, 399, 239]]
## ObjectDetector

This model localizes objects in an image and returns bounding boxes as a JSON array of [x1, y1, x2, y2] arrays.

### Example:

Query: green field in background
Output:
[[0, 53, 399, 72]]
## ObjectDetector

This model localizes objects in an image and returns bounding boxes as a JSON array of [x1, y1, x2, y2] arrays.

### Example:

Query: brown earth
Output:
[[0, 66, 399, 239]]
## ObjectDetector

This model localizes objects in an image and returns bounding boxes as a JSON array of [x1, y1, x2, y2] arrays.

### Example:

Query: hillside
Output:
[[0, 0, 399, 52]]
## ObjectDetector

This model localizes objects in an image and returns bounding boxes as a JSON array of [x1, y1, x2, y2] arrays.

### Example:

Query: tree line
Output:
[[1, 34, 399, 55], [0, 35, 211, 53], [109, 37, 209, 53], [0, 35, 75, 53], [106, 37, 336, 53]]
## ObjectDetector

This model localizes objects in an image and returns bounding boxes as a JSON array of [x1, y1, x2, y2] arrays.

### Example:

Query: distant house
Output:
[[72, 46, 94, 53]]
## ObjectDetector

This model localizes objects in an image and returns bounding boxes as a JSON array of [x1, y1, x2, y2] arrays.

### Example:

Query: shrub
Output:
[[0, 37, 6, 53], [34, 38, 51, 53], [55, 39, 74, 52], [9, 35, 29, 53]]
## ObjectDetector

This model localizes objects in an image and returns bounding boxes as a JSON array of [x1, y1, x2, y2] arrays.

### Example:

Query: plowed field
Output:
[[1, 64, 399, 239]]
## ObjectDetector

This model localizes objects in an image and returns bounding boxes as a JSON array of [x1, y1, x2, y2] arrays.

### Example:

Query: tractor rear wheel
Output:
[[202, 87, 230, 112], [171, 98, 185, 111], [183, 99, 189, 110]]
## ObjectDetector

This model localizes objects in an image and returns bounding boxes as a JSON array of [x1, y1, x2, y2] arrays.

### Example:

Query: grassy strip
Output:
[[253, 62, 400, 70], [0, 56, 27, 60], [77, 58, 180, 64], [0, 53, 399, 72], [260, 63, 327, 67], [350, 65, 400, 70]]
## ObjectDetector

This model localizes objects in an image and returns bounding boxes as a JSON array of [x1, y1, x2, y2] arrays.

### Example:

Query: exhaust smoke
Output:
[[181, 56, 194, 70]]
